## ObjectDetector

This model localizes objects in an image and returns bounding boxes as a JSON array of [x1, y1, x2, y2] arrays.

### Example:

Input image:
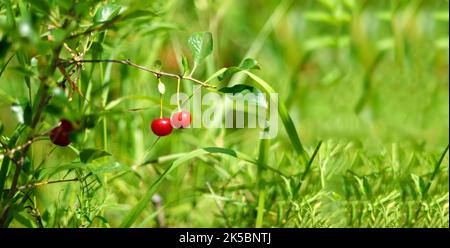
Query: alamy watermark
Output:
[[169, 86, 278, 139]]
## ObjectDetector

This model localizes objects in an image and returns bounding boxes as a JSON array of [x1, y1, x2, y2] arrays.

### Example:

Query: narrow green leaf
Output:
[[422, 145, 449, 198], [205, 68, 227, 83], [218, 67, 240, 81], [105, 95, 158, 110], [80, 149, 111, 163], [242, 71, 309, 163], [181, 55, 190, 76], [12, 211, 35, 228], [0, 51, 16, 77], [89, 162, 130, 175], [219, 58, 260, 81], [240, 58, 260, 70], [218, 84, 255, 94]]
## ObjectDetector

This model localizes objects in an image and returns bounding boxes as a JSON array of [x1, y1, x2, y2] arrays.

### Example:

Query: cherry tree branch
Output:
[[60, 59, 216, 88]]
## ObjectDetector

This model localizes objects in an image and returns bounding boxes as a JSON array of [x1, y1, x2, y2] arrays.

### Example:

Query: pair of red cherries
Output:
[[151, 110, 192, 137]]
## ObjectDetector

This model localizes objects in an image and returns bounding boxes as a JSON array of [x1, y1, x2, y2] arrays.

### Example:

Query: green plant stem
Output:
[[3, 178, 79, 192]]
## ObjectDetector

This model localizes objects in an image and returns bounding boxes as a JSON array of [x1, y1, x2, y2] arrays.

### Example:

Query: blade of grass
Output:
[[283, 141, 322, 225], [412, 144, 448, 225], [0, 54, 15, 79], [243, 70, 309, 163]]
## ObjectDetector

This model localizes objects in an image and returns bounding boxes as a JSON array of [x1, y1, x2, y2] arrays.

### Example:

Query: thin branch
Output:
[[3, 178, 79, 192], [60, 59, 216, 88], [0, 135, 46, 162], [68, 16, 120, 39]]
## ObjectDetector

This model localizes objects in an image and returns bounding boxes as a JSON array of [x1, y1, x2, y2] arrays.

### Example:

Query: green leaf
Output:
[[12, 211, 35, 228], [94, 4, 122, 24], [218, 84, 255, 94], [153, 60, 162, 70], [80, 149, 111, 163], [219, 58, 260, 81], [187, 32, 213, 67], [181, 55, 190, 76], [205, 68, 227, 83], [411, 174, 422, 196], [105, 95, 158, 110], [0, 54, 15, 79], [421, 145, 449, 198], [218, 67, 241, 81], [240, 58, 260, 70]]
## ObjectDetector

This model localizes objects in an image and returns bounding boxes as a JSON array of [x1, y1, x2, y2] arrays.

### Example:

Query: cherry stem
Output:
[[176, 77, 181, 112], [159, 94, 163, 118]]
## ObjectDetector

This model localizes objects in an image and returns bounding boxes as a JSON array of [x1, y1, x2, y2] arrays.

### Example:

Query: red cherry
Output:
[[50, 119, 74, 146], [151, 117, 173, 136], [59, 119, 74, 132], [170, 110, 192, 129]]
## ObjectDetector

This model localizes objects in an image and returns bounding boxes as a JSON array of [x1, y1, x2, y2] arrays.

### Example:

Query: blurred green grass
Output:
[[0, 0, 448, 227]]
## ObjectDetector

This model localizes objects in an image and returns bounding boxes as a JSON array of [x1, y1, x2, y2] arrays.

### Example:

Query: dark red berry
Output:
[[59, 119, 74, 132], [170, 110, 192, 129], [50, 119, 74, 146], [151, 117, 173, 136]]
